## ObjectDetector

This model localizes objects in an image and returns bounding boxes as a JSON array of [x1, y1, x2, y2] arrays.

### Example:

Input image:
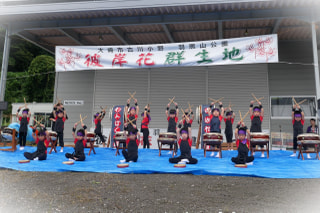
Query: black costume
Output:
[[169, 138, 198, 164], [24, 139, 47, 160], [94, 116, 106, 144], [65, 139, 86, 161], [55, 117, 65, 148], [18, 117, 29, 147], [231, 140, 254, 164], [122, 139, 138, 162]]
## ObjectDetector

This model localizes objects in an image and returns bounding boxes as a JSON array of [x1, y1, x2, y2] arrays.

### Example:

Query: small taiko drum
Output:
[[196, 105, 202, 124], [250, 132, 269, 142], [2, 127, 15, 141], [48, 131, 57, 141], [158, 132, 177, 141], [203, 133, 223, 141], [235, 164, 247, 168], [86, 132, 95, 142], [114, 131, 127, 140], [297, 133, 320, 144]]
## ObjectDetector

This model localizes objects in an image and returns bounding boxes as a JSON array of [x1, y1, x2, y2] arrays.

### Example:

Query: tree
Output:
[[24, 55, 55, 103]]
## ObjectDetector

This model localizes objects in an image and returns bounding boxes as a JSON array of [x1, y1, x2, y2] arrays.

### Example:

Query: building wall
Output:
[[55, 41, 317, 141]]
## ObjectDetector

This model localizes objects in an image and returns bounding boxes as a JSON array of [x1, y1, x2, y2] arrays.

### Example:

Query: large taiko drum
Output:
[[114, 131, 127, 140], [2, 127, 16, 141], [297, 133, 320, 144], [203, 133, 223, 141], [86, 132, 96, 142], [48, 131, 57, 141], [250, 132, 269, 142], [158, 132, 177, 141], [196, 105, 202, 124]]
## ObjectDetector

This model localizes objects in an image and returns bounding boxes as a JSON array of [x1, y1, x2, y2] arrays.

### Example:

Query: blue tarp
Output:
[[0, 147, 319, 178]]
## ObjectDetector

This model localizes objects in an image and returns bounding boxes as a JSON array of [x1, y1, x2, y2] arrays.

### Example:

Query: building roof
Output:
[[0, 0, 319, 54]]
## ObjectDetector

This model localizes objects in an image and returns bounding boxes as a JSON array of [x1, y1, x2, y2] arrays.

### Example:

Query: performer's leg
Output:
[[18, 133, 23, 146], [187, 157, 198, 164], [65, 153, 73, 159], [122, 150, 129, 161], [24, 152, 33, 160], [98, 133, 105, 143], [22, 133, 27, 147], [38, 153, 47, 160], [169, 156, 183, 163], [59, 132, 64, 148], [293, 137, 298, 152], [246, 156, 254, 163]]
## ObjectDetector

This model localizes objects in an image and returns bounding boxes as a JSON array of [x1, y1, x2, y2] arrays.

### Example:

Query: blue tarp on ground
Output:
[[0, 147, 319, 178]]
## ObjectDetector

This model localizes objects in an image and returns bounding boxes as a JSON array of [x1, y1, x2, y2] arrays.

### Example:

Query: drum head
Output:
[[62, 161, 74, 165], [19, 159, 30, 163], [117, 163, 129, 168], [235, 164, 247, 168], [174, 164, 186, 168]]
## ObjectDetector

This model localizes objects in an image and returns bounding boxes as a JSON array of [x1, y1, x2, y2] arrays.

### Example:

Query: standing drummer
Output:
[[209, 101, 224, 157], [125, 98, 139, 135], [291, 105, 310, 158], [249, 100, 265, 157], [165, 101, 179, 154]]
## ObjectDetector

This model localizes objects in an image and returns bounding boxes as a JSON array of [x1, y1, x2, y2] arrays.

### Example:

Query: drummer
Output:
[[141, 104, 151, 149], [24, 124, 49, 161], [231, 127, 254, 165], [94, 109, 106, 146], [306, 118, 319, 135], [66, 123, 87, 161], [120, 129, 139, 163], [291, 105, 310, 158], [223, 107, 235, 151], [165, 101, 179, 154], [50, 102, 68, 131], [181, 108, 194, 131], [169, 125, 197, 164], [249, 100, 265, 157], [209, 101, 224, 157], [125, 98, 139, 138], [16, 106, 31, 150], [53, 108, 67, 153]]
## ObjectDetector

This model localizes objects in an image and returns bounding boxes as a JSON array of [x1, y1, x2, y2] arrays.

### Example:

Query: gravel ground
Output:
[[0, 169, 319, 213]]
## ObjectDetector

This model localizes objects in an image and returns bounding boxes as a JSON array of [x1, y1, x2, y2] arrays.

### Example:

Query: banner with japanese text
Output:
[[201, 105, 211, 148], [56, 34, 278, 72], [110, 105, 124, 148]]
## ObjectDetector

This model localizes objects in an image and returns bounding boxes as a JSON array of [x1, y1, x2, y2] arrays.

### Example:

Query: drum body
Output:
[[250, 132, 269, 142], [203, 133, 223, 141], [2, 127, 14, 141], [196, 105, 202, 124], [114, 131, 127, 140], [297, 133, 320, 144], [87, 132, 96, 142], [48, 131, 57, 141], [158, 132, 177, 141]]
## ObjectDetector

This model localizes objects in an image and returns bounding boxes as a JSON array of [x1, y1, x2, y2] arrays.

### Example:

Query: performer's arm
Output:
[[249, 100, 254, 116], [134, 99, 139, 115], [258, 101, 264, 118], [32, 125, 37, 141], [291, 105, 296, 120], [16, 106, 21, 122], [219, 102, 224, 116], [72, 123, 77, 140], [82, 123, 88, 142], [175, 102, 179, 117], [165, 104, 169, 117]]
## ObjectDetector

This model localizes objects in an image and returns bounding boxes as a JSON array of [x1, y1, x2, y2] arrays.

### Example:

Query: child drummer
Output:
[[231, 126, 254, 165], [169, 123, 198, 165], [53, 108, 67, 152], [24, 124, 49, 161], [165, 101, 179, 154], [94, 109, 106, 146], [209, 101, 224, 157], [65, 123, 87, 161], [141, 104, 151, 149], [125, 98, 139, 137], [291, 105, 308, 158], [120, 129, 139, 163], [224, 107, 235, 150], [249, 100, 265, 157], [16, 106, 31, 150]]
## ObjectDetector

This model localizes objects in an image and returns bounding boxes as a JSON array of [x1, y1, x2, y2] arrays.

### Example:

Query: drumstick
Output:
[[297, 99, 307, 105], [33, 117, 44, 126], [292, 97, 299, 106], [239, 110, 243, 121], [239, 110, 250, 123], [126, 118, 136, 126], [128, 91, 136, 101], [251, 93, 264, 103], [100, 105, 108, 111], [168, 96, 175, 105], [23, 97, 28, 108], [188, 102, 194, 111], [208, 97, 224, 104], [75, 115, 87, 125], [80, 114, 83, 125]]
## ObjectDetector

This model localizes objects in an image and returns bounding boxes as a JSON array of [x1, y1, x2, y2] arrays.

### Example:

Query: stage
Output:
[[0, 147, 319, 178]]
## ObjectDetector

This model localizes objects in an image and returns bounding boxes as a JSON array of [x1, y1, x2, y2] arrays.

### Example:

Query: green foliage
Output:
[[24, 55, 55, 102]]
